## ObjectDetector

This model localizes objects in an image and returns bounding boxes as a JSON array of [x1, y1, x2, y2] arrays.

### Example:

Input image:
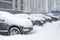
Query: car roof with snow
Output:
[[14, 14, 30, 19]]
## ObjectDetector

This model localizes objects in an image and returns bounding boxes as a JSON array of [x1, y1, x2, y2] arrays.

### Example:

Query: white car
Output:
[[29, 14, 45, 26], [0, 11, 33, 35]]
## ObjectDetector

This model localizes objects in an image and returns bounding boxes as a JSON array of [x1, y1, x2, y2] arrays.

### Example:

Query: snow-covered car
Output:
[[43, 15, 52, 22], [0, 11, 33, 35], [14, 14, 45, 26], [46, 13, 59, 21], [29, 14, 46, 26], [37, 14, 52, 22], [30, 14, 52, 23]]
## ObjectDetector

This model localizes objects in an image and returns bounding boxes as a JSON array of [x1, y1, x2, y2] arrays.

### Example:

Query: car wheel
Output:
[[48, 20, 52, 22], [9, 27, 20, 35], [33, 20, 41, 26], [36, 22, 40, 26]]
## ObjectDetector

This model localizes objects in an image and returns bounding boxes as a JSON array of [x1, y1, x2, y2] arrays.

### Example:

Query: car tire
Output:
[[49, 20, 52, 22], [8, 27, 20, 35], [33, 20, 42, 26]]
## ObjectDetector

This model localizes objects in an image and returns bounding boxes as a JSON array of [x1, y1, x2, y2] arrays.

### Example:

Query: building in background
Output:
[[0, 0, 60, 14], [0, 0, 23, 14]]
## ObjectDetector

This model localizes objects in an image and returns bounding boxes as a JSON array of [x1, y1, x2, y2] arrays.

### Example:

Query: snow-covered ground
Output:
[[0, 21, 60, 40]]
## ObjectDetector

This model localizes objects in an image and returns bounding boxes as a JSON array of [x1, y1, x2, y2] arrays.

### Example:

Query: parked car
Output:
[[38, 14, 52, 22], [0, 11, 33, 35], [46, 13, 59, 21], [29, 14, 45, 26], [43, 15, 52, 22], [30, 14, 52, 23]]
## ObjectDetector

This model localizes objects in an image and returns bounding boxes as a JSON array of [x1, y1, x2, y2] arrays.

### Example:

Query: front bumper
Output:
[[22, 27, 33, 34]]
